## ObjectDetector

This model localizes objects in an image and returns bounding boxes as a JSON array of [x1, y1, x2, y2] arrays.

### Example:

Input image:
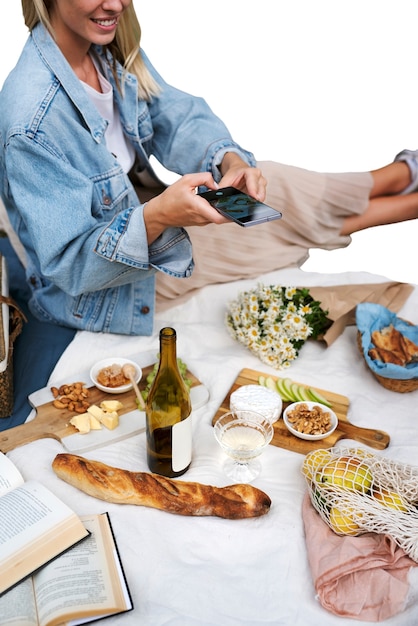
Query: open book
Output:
[[0, 512, 133, 626], [0, 451, 90, 594]]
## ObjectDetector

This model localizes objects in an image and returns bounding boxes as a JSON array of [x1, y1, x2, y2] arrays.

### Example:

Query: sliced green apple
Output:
[[257, 375, 333, 408], [290, 382, 305, 401], [307, 387, 333, 408], [297, 385, 312, 401], [276, 377, 294, 401], [282, 377, 296, 401], [265, 376, 278, 393]]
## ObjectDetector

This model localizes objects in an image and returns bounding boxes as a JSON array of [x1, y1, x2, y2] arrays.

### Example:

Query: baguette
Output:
[[52, 453, 271, 519]]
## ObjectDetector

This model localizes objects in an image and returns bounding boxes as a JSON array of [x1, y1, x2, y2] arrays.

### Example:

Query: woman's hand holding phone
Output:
[[198, 187, 282, 227], [143, 174, 228, 243]]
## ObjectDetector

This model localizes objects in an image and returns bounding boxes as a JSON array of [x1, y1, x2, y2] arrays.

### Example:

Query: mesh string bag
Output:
[[302, 447, 418, 562]]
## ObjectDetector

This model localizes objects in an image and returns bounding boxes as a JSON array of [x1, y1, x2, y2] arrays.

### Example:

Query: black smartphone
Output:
[[198, 187, 282, 227]]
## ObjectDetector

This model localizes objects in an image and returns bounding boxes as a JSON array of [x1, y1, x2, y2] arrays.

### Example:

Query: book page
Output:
[[0, 481, 89, 594], [35, 514, 132, 626], [0, 577, 38, 626], [0, 451, 24, 496]]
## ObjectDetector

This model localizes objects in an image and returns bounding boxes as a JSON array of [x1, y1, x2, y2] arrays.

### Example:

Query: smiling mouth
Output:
[[92, 18, 119, 27]]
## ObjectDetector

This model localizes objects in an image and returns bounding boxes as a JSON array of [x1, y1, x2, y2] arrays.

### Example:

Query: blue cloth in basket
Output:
[[356, 302, 418, 380], [1, 237, 76, 431]]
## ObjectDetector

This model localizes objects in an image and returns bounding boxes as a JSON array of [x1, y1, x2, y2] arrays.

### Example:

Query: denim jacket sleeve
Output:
[[2, 132, 193, 298]]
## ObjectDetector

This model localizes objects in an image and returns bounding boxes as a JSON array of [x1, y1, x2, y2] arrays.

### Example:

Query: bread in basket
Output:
[[356, 303, 418, 393]]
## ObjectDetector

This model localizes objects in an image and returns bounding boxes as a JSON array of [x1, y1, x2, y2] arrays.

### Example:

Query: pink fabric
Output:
[[302, 493, 417, 621]]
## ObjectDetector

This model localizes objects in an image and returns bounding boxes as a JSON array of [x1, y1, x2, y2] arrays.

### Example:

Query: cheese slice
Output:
[[96, 410, 119, 430], [88, 414, 103, 430], [70, 413, 91, 434], [87, 404, 106, 421], [100, 400, 124, 412], [87, 403, 119, 429]]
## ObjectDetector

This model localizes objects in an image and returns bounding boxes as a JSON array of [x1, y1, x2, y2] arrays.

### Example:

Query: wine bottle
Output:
[[145, 327, 192, 477]]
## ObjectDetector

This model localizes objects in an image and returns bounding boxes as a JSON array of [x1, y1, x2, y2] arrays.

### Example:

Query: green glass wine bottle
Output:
[[145, 327, 192, 477]]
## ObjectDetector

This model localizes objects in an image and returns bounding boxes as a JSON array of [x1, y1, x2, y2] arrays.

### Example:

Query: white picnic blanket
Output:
[[7, 266, 418, 625]]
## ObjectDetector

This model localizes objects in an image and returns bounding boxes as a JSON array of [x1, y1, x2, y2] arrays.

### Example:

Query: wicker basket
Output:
[[0, 254, 26, 417], [356, 331, 418, 393]]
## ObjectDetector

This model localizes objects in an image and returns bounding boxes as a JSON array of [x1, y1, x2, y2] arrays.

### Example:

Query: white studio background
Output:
[[1, 1, 416, 284]]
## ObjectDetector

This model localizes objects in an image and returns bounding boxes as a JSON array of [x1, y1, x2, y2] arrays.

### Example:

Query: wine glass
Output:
[[213, 410, 274, 483]]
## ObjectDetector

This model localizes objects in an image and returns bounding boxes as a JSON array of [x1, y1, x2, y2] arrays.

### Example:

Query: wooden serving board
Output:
[[0, 365, 202, 454], [212, 368, 390, 455]]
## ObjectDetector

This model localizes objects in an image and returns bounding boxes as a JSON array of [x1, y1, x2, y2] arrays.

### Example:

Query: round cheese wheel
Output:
[[230, 384, 282, 424]]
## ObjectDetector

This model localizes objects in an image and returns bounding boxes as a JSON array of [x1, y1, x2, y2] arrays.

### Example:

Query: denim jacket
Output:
[[0, 24, 255, 335]]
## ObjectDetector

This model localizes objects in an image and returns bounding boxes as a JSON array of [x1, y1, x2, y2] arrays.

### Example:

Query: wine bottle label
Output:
[[172, 414, 192, 472]]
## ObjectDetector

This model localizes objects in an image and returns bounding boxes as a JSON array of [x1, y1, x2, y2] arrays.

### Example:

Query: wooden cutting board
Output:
[[0, 365, 201, 454], [212, 368, 390, 455]]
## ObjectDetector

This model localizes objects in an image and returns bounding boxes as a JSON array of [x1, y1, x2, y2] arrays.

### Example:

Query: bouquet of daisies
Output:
[[226, 285, 330, 370]]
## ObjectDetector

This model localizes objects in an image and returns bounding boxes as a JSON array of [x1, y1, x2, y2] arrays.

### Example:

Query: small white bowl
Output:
[[90, 358, 142, 394], [282, 401, 338, 441]]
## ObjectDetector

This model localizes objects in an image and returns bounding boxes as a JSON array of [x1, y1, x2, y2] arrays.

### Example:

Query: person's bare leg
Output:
[[369, 162, 411, 197], [341, 161, 418, 235]]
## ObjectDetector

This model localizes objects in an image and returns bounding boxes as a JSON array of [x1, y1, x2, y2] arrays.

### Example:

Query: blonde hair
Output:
[[21, 0, 160, 100]]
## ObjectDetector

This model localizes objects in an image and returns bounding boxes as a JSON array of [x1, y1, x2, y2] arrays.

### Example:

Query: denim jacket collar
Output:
[[31, 24, 108, 143]]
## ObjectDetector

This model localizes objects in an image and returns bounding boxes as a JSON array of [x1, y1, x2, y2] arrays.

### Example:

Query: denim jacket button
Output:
[[102, 195, 111, 205], [141, 305, 150, 315]]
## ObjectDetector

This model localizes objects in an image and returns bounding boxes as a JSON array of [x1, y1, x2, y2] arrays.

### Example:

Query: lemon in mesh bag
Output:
[[302, 447, 418, 562]]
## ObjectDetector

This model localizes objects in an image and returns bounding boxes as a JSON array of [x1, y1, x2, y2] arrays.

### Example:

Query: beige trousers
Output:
[[2, 161, 372, 311], [156, 161, 373, 311]]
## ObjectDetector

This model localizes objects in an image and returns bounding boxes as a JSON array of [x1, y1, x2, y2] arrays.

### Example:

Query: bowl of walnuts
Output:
[[283, 401, 338, 441]]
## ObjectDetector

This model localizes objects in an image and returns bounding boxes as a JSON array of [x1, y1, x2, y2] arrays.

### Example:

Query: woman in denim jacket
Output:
[[1, 0, 417, 335]]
